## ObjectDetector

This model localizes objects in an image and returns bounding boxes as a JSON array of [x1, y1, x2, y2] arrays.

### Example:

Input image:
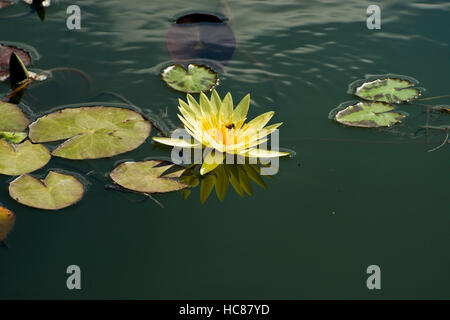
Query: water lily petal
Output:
[[246, 111, 275, 131], [232, 94, 250, 127], [200, 150, 224, 175], [153, 137, 201, 148], [219, 92, 233, 123], [240, 148, 290, 158]]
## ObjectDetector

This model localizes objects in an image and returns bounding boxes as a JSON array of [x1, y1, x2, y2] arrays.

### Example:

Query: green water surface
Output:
[[0, 0, 449, 299]]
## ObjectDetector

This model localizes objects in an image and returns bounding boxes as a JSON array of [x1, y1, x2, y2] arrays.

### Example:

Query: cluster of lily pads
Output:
[[331, 76, 449, 151]]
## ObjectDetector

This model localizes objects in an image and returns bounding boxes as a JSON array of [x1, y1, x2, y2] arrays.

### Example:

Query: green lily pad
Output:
[[0, 131, 27, 144], [355, 78, 421, 103], [9, 171, 84, 210], [0, 101, 30, 132], [110, 160, 188, 193], [29, 106, 151, 160], [334, 101, 406, 128], [0, 206, 15, 244], [0, 140, 51, 176], [161, 64, 218, 93]]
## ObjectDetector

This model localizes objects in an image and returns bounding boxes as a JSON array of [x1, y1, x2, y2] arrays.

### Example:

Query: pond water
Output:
[[0, 0, 449, 299]]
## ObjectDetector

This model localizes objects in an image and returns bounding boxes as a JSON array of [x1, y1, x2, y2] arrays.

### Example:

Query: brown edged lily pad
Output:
[[335, 101, 406, 128], [0, 44, 32, 81]]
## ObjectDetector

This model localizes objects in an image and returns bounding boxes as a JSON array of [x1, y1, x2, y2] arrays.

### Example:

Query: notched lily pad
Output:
[[161, 64, 218, 93], [110, 160, 188, 193], [0, 44, 32, 81], [9, 171, 84, 210], [335, 101, 406, 128], [355, 78, 421, 103], [0, 101, 30, 131], [29, 106, 151, 160], [0, 140, 51, 176], [0, 206, 15, 245]]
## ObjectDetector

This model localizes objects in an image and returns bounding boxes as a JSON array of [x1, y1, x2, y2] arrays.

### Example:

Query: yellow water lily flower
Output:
[[153, 90, 289, 175]]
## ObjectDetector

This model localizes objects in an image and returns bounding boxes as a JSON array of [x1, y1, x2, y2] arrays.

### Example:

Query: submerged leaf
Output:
[[110, 160, 188, 193], [0, 44, 32, 81], [355, 78, 421, 103], [335, 101, 405, 128], [0, 206, 15, 244], [161, 64, 218, 93], [0, 101, 30, 132], [29, 106, 151, 160], [0, 140, 51, 176], [0, 131, 27, 144], [9, 171, 84, 210]]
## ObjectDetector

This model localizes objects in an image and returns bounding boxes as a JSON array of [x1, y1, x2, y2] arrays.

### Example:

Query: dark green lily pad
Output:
[[0, 140, 51, 176], [110, 160, 188, 193], [29, 106, 151, 160], [0, 101, 30, 131], [335, 101, 405, 128], [355, 78, 421, 103], [0, 206, 15, 244], [161, 64, 218, 93], [9, 171, 84, 210], [0, 44, 32, 81], [0, 131, 27, 144]]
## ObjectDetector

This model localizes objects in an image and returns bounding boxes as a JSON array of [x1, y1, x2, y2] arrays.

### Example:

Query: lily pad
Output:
[[0, 131, 27, 144], [355, 78, 421, 103], [161, 64, 218, 93], [0, 44, 32, 80], [110, 160, 188, 193], [0, 101, 30, 131], [0, 206, 15, 245], [29, 106, 151, 160], [335, 102, 406, 128], [9, 171, 84, 210], [0, 140, 51, 176]]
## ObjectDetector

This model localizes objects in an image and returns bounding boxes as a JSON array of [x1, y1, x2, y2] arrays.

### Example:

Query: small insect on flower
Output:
[[153, 90, 290, 175]]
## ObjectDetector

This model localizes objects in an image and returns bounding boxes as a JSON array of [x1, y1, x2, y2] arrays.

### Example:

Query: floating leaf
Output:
[[166, 13, 236, 65], [9, 171, 84, 210], [161, 64, 218, 93], [0, 140, 51, 176], [29, 106, 151, 160], [0, 101, 30, 132], [0, 206, 15, 245], [110, 160, 188, 193], [355, 78, 421, 103], [0, 44, 32, 81], [335, 101, 406, 128], [0, 131, 27, 144]]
